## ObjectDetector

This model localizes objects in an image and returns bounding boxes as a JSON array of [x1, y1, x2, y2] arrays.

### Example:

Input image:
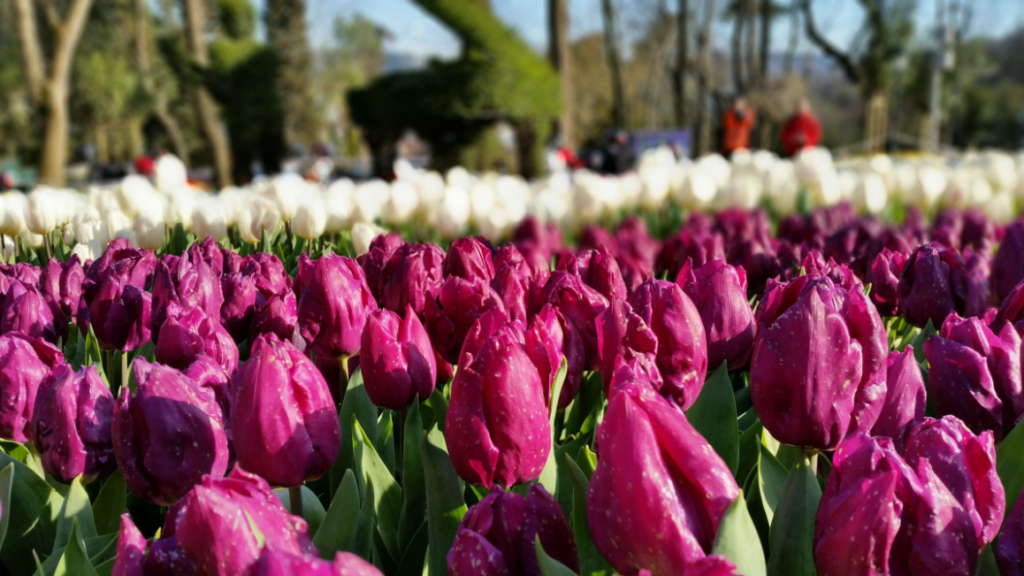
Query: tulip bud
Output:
[[491, 263, 530, 324], [443, 236, 495, 283], [155, 308, 239, 373], [898, 242, 969, 328], [677, 259, 754, 372], [656, 229, 725, 282], [243, 550, 384, 576], [448, 485, 579, 576], [534, 271, 609, 370], [494, 243, 550, 286], [866, 247, 907, 317], [250, 291, 298, 343], [79, 238, 157, 351], [221, 271, 258, 342], [357, 232, 406, 302], [111, 514, 147, 576], [39, 255, 84, 321], [151, 253, 224, 344], [595, 298, 659, 394], [173, 467, 318, 576], [1, 280, 57, 343], [992, 220, 1024, 305], [924, 313, 1022, 440], [997, 487, 1024, 576], [584, 246, 628, 301], [31, 364, 115, 484], [588, 378, 740, 575], [423, 276, 505, 365], [447, 319, 549, 489], [0, 333, 65, 442], [292, 199, 327, 240], [25, 188, 58, 235], [134, 211, 166, 251], [870, 347, 926, 451], [297, 253, 377, 359], [902, 416, 1005, 547], [525, 304, 585, 409], [381, 243, 445, 317], [113, 359, 229, 505], [361, 307, 436, 411], [963, 247, 993, 319], [996, 280, 1024, 336], [230, 334, 340, 487]]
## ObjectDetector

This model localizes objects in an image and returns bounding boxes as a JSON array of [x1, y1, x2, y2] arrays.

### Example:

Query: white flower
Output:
[[352, 180, 388, 224], [265, 173, 305, 222], [0, 192, 26, 237], [237, 196, 281, 245], [191, 201, 229, 241], [20, 229, 44, 249], [437, 186, 471, 239], [25, 187, 58, 235], [135, 211, 166, 250], [382, 180, 419, 225], [292, 197, 327, 240], [154, 154, 188, 194], [351, 222, 387, 256], [117, 175, 158, 218], [324, 179, 354, 233], [852, 172, 888, 215]]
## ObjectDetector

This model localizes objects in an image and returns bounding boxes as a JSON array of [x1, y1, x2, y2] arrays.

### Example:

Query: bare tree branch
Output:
[[12, 0, 47, 101], [50, 0, 96, 98], [800, 0, 861, 84]]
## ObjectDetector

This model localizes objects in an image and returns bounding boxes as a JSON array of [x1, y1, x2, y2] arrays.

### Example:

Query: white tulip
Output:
[[237, 196, 281, 245], [680, 169, 718, 209], [165, 186, 197, 231], [61, 223, 76, 246], [0, 192, 25, 237], [265, 174, 304, 221], [352, 180, 388, 224], [324, 179, 354, 233], [696, 154, 731, 190], [469, 182, 495, 225], [154, 154, 188, 194], [135, 211, 166, 250], [912, 165, 947, 208], [103, 209, 134, 244], [26, 188, 58, 235], [0, 236, 13, 262], [117, 175, 158, 218], [852, 173, 888, 214], [437, 186, 471, 239], [351, 222, 387, 256], [982, 192, 1016, 225], [382, 180, 419, 225], [292, 198, 327, 240], [20, 229, 44, 249], [191, 202, 229, 241]]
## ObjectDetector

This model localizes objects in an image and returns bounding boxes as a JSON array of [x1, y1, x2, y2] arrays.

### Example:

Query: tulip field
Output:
[[4, 148, 1024, 576]]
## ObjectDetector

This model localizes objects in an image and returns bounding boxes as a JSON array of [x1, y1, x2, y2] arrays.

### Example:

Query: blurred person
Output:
[[603, 129, 636, 175], [546, 135, 582, 174], [721, 97, 756, 157], [780, 99, 822, 157]]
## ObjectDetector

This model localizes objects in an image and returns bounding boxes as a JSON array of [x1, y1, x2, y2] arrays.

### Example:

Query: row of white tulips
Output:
[[2, 148, 1022, 261]]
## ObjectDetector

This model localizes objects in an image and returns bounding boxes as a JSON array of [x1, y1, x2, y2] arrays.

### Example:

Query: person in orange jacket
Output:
[[721, 97, 756, 157], [780, 99, 822, 157]]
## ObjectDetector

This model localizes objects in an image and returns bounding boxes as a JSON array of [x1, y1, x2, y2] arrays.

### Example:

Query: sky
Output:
[[302, 0, 1024, 60]]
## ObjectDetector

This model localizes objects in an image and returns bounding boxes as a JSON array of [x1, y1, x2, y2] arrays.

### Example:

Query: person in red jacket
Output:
[[721, 97, 756, 157], [780, 99, 822, 157]]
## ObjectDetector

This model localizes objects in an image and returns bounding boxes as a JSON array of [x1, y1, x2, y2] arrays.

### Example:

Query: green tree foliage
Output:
[[264, 0, 320, 148]]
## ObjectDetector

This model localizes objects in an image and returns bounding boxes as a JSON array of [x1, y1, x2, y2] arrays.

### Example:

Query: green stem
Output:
[[104, 350, 114, 392], [289, 485, 303, 518], [337, 354, 351, 406], [396, 407, 408, 484], [122, 351, 129, 392]]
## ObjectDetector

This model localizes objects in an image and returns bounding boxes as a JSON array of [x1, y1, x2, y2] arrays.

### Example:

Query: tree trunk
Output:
[[134, 0, 189, 163], [759, 0, 770, 82], [515, 121, 539, 179], [695, 0, 718, 155], [548, 0, 574, 147], [731, 1, 746, 95], [600, 0, 627, 128], [182, 0, 232, 188], [39, 85, 69, 186], [673, 0, 690, 127], [784, 2, 799, 74]]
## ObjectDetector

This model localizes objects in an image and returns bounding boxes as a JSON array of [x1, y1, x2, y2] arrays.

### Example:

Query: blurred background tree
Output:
[[265, 0, 321, 150]]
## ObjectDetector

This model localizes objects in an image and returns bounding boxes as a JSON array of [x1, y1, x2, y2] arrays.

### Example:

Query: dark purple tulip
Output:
[[992, 220, 1024, 305], [867, 247, 907, 317], [221, 271, 258, 342], [82, 237, 156, 291], [595, 298, 659, 395], [898, 242, 968, 328], [39, 255, 84, 325], [963, 247, 992, 319], [902, 416, 1004, 547], [0, 333, 64, 442], [361, 306, 436, 411], [491, 263, 529, 324], [447, 318, 549, 489], [31, 364, 114, 484], [250, 291, 298, 343], [923, 313, 1023, 440], [579, 224, 615, 254], [82, 266, 154, 352], [357, 231, 405, 302], [173, 467, 317, 576], [190, 236, 227, 278], [244, 550, 384, 576], [113, 359, 228, 505], [525, 304, 585, 410], [512, 215, 562, 260], [448, 485, 579, 576], [587, 377, 740, 576], [815, 433, 979, 576], [584, 246, 628, 301], [155, 307, 239, 373], [151, 252, 224, 343], [997, 486, 1024, 576], [186, 354, 232, 422], [112, 514, 147, 576], [993, 280, 1024, 336], [534, 271, 609, 370], [494, 243, 550, 287], [443, 236, 495, 283], [751, 275, 887, 450], [677, 260, 753, 372], [244, 253, 293, 300], [231, 334, 340, 487], [615, 216, 660, 275], [655, 229, 725, 282], [298, 253, 376, 359], [1, 280, 57, 342], [381, 243, 445, 317], [423, 275, 505, 365], [870, 347, 926, 451]]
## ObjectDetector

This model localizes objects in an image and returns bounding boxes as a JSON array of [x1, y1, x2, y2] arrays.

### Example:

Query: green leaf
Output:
[[314, 469, 363, 558], [549, 357, 568, 425], [565, 452, 612, 576], [52, 520, 99, 576], [0, 453, 61, 576], [422, 427, 467, 576], [976, 544, 1000, 576], [0, 464, 13, 551], [399, 404, 426, 551], [713, 493, 767, 576], [395, 522, 429, 576], [354, 418, 403, 561], [353, 480, 376, 561], [563, 372, 604, 439], [376, 411, 396, 474], [736, 422, 763, 485], [909, 320, 936, 364], [91, 471, 125, 536], [535, 536, 578, 576], [274, 486, 327, 536], [52, 476, 97, 554], [422, 389, 449, 435], [332, 368, 379, 497], [998, 420, 1024, 521], [758, 444, 790, 525], [686, 363, 739, 475], [552, 434, 591, 518], [766, 455, 821, 576], [84, 325, 108, 387]]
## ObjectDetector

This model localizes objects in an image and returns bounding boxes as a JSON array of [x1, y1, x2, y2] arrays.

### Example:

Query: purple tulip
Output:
[[512, 215, 562, 260], [534, 271, 609, 370], [172, 467, 318, 576], [155, 307, 239, 373], [525, 304, 585, 410], [898, 242, 968, 328], [244, 550, 384, 576], [993, 280, 1024, 336], [493, 243, 550, 287], [655, 229, 725, 282], [230, 334, 340, 487], [870, 347, 927, 451], [112, 514, 147, 576], [448, 485, 579, 576], [992, 220, 1024, 305], [595, 298, 659, 396], [491, 263, 530, 324], [997, 486, 1024, 576], [297, 253, 376, 359], [0, 333, 64, 442], [815, 433, 979, 576], [151, 252, 224, 343], [250, 291, 298, 343], [381, 243, 445, 317], [587, 377, 740, 576], [39, 255, 84, 333], [221, 271, 258, 342], [866, 248, 907, 317], [583, 246, 629, 301], [443, 236, 495, 283], [361, 306, 436, 411], [1, 280, 57, 342], [677, 259, 753, 372], [82, 268, 154, 352], [31, 364, 115, 484], [189, 236, 228, 278], [244, 253, 293, 300], [902, 416, 1005, 547], [423, 275, 505, 365], [923, 313, 1023, 440], [357, 231, 405, 302], [963, 247, 992, 319], [113, 359, 229, 505], [447, 318, 549, 489], [751, 275, 888, 450]]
